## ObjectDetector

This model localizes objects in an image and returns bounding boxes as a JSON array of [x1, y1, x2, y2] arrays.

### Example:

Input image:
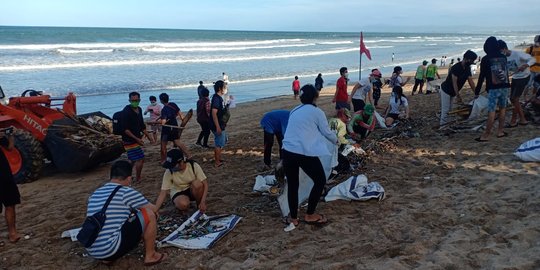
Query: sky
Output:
[[1, 0, 539, 32]]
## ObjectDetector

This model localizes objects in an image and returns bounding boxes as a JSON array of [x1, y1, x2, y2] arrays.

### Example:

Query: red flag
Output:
[[360, 32, 371, 60]]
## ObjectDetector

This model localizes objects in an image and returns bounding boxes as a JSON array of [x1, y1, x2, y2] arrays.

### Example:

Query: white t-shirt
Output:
[[506, 50, 536, 79], [388, 94, 408, 114], [352, 78, 372, 100]]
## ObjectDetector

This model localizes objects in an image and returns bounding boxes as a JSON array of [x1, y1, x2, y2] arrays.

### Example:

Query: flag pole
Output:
[[359, 31, 362, 81], [359, 46, 362, 81]]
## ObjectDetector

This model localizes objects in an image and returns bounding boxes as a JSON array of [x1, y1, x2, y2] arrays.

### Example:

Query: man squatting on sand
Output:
[[154, 149, 209, 214], [83, 160, 166, 266]]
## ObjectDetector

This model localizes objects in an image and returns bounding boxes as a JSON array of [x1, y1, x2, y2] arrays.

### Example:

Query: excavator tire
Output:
[[9, 130, 45, 183]]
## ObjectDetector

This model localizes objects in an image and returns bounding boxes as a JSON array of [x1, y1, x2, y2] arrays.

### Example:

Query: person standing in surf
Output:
[[292, 76, 300, 100]]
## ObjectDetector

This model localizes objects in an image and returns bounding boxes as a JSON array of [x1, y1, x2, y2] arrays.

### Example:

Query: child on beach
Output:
[[144, 96, 162, 144], [196, 87, 211, 148], [371, 69, 384, 109], [384, 86, 409, 126], [292, 76, 300, 99], [388, 66, 410, 89]]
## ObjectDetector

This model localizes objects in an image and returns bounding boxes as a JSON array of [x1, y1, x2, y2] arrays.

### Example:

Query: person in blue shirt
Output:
[[260, 110, 290, 169]]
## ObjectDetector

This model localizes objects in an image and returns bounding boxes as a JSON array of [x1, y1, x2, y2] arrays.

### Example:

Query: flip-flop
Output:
[[504, 123, 518, 128], [497, 132, 509, 138], [303, 214, 328, 226], [518, 122, 529, 126], [144, 253, 166, 267], [474, 137, 489, 142]]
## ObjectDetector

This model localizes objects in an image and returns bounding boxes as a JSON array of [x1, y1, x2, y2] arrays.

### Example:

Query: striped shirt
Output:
[[85, 183, 149, 259]]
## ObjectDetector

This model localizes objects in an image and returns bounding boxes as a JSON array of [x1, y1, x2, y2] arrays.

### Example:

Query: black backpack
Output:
[[112, 111, 123, 135]]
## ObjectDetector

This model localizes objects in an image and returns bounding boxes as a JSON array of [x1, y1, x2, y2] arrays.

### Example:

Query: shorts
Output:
[[426, 77, 435, 82], [172, 189, 196, 202], [212, 130, 228, 148], [102, 209, 148, 261], [335, 101, 351, 110], [510, 76, 529, 99], [387, 113, 400, 120], [487, 88, 509, 112], [161, 129, 179, 142], [293, 90, 299, 96], [351, 98, 366, 112], [123, 142, 144, 161], [0, 151, 21, 213]]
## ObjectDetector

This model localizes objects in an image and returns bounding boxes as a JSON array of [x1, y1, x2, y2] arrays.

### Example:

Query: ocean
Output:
[[0, 26, 535, 116]]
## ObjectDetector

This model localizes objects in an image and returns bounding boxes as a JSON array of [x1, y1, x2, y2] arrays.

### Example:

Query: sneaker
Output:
[[195, 142, 203, 147], [202, 144, 211, 148]]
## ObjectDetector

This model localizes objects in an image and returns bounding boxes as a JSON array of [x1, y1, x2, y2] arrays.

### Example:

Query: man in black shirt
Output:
[[0, 127, 21, 243], [120, 92, 154, 181], [439, 50, 477, 126]]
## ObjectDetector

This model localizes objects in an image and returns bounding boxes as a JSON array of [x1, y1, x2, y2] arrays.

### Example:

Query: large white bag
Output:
[[325, 174, 385, 202], [514, 137, 540, 162]]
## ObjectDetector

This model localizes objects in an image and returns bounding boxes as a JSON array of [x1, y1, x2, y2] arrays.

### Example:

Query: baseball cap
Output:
[[363, 104, 374, 116], [431, 58, 437, 63], [422, 60, 428, 65], [162, 149, 185, 169]]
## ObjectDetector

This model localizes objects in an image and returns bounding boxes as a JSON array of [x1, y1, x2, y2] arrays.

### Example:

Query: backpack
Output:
[[187, 159, 197, 174], [112, 111, 123, 135], [388, 74, 400, 88]]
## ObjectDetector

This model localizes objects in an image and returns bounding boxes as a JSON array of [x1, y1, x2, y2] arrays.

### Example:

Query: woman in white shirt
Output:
[[385, 86, 410, 126], [282, 84, 338, 231]]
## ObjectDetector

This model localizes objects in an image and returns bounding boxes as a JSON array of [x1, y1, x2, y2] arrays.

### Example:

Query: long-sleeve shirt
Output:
[[282, 104, 337, 157], [506, 50, 536, 79]]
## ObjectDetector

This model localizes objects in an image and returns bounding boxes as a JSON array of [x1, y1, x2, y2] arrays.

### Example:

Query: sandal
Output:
[[497, 131, 509, 138], [475, 137, 489, 142], [303, 214, 328, 226]]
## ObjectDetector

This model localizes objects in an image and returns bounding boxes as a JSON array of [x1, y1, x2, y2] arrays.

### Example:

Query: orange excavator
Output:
[[0, 86, 124, 183]]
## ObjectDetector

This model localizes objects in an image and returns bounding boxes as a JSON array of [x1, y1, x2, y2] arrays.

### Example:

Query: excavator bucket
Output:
[[44, 112, 124, 172]]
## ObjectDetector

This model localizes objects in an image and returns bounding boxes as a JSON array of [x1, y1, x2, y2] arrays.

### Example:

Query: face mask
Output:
[[223, 87, 228, 95], [130, 101, 140, 108], [150, 101, 157, 106], [344, 72, 349, 78]]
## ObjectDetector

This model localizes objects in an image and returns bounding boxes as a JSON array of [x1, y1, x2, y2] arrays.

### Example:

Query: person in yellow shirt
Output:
[[155, 149, 209, 214]]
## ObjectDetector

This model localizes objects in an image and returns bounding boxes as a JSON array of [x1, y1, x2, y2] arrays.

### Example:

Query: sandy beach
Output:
[[1, 67, 539, 270]]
